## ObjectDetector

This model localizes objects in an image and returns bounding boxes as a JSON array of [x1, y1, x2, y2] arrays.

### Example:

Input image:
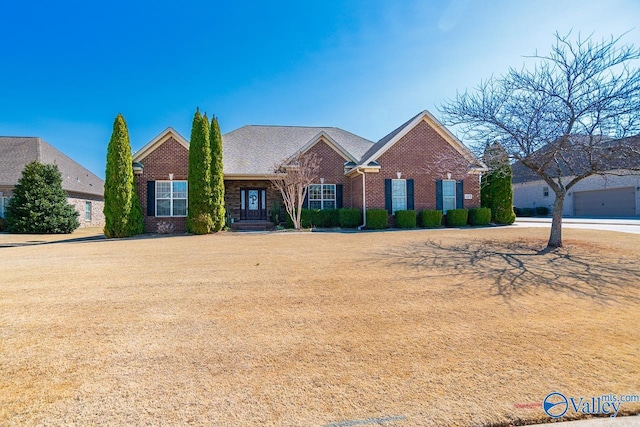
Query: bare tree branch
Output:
[[270, 152, 320, 230], [441, 32, 640, 248]]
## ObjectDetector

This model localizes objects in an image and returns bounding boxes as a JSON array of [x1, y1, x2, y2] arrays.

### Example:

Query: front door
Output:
[[241, 188, 267, 220]]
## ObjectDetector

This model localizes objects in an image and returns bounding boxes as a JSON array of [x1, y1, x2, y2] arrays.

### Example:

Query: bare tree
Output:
[[441, 32, 640, 248], [270, 152, 320, 230]]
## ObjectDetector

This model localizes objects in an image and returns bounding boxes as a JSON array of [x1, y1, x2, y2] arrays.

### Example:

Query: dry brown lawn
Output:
[[0, 227, 639, 426]]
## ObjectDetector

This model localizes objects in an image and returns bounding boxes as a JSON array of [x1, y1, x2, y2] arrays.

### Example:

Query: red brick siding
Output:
[[304, 139, 351, 206], [366, 119, 481, 211], [224, 180, 281, 222], [135, 136, 189, 233]]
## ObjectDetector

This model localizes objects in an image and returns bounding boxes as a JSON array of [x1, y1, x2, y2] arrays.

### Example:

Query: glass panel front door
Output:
[[242, 188, 267, 220]]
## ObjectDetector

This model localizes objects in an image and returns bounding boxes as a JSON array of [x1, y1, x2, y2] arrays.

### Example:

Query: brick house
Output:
[[0, 136, 105, 227], [132, 111, 486, 232]]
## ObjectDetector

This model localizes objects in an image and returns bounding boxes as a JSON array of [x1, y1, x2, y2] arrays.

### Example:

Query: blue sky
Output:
[[1, 0, 639, 178]]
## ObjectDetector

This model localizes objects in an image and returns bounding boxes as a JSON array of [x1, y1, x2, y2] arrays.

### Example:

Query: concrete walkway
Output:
[[528, 414, 640, 426], [514, 217, 640, 235]]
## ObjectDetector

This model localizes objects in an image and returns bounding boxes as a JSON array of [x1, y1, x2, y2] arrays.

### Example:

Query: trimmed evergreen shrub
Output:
[[481, 142, 516, 224], [395, 210, 417, 228], [286, 209, 313, 229], [535, 206, 550, 216], [366, 209, 388, 229], [187, 109, 213, 234], [269, 203, 282, 224], [516, 207, 535, 217], [104, 114, 144, 238], [420, 209, 443, 228], [468, 207, 492, 226], [445, 209, 468, 227], [209, 116, 226, 231], [0, 217, 7, 232], [6, 162, 79, 234], [339, 208, 362, 228]]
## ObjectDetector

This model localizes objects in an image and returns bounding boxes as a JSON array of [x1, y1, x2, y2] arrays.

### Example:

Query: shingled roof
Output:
[[511, 135, 640, 183], [222, 125, 375, 175], [0, 137, 104, 197]]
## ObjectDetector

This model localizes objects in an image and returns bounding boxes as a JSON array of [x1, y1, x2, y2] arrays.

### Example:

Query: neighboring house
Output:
[[512, 135, 640, 217], [0, 137, 105, 227], [132, 110, 487, 232]]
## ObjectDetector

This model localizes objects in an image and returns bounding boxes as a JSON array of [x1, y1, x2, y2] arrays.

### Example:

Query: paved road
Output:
[[514, 217, 640, 235]]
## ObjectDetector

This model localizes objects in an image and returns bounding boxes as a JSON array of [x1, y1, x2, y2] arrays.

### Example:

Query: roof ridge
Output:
[[243, 124, 342, 129], [0, 135, 40, 139]]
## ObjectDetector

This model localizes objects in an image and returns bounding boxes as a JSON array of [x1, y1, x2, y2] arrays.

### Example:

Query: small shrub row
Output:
[[286, 208, 363, 228], [514, 206, 549, 217], [283, 207, 495, 230], [0, 217, 6, 232]]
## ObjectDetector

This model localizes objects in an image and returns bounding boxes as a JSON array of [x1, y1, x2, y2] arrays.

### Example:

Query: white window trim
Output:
[[442, 179, 456, 214], [543, 186, 549, 197], [156, 180, 188, 217], [391, 179, 407, 214], [85, 201, 92, 222], [308, 184, 336, 210]]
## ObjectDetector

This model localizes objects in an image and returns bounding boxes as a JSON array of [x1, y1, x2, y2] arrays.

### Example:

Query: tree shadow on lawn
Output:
[[381, 239, 640, 303]]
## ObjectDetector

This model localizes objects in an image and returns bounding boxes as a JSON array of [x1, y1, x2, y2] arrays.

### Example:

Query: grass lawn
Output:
[[1, 227, 639, 426]]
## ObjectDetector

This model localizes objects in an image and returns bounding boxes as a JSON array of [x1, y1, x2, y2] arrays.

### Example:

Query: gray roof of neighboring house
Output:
[[222, 125, 375, 175], [0, 137, 104, 197], [511, 135, 639, 183]]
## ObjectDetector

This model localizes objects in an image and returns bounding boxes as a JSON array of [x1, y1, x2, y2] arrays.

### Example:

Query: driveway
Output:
[[514, 217, 640, 235]]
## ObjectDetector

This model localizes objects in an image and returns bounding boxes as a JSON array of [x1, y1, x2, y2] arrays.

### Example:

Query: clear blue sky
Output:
[[1, 0, 639, 178]]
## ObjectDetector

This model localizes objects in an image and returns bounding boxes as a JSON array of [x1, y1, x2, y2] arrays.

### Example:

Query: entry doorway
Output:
[[240, 188, 267, 220]]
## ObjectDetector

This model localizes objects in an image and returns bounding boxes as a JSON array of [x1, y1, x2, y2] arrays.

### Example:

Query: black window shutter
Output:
[[435, 180, 443, 211], [147, 181, 155, 217], [336, 184, 343, 209], [456, 180, 464, 209], [406, 179, 414, 210], [384, 179, 392, 214]]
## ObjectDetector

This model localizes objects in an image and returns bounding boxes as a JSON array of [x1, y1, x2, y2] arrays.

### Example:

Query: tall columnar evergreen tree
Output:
[[5, 161, 79, 234], [186, 109, 213, 234], [209, 115, 226, 231], [481, 142, 516, 224], [104, 114, 144, 238]]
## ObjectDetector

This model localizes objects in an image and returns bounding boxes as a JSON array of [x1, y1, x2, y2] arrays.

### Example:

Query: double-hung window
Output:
[[442, 180, 456, 213], [85, 201, 92, 221], [391, 179, 407, 213], [156, 181, 188, 217], [308, 184, 336, 210]]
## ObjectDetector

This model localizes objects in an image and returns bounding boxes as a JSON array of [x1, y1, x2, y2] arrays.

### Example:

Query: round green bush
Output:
[[339, 208, 362, 228], [468, 207, 492, 226], [445, 209, 468, 227], [366, 209, 388, 230], [394, 210, 416, 228], [419, 209, 443, 228]]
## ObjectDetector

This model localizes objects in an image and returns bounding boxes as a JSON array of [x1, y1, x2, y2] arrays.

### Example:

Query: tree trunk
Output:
[[547, 192, 566, 248]]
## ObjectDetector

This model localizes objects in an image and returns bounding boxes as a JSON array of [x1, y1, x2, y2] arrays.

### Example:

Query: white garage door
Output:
[[574, 187, 636, 216]]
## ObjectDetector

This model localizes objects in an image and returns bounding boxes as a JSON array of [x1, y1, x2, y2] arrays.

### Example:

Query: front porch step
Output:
[[230, 221, 275, 231]]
